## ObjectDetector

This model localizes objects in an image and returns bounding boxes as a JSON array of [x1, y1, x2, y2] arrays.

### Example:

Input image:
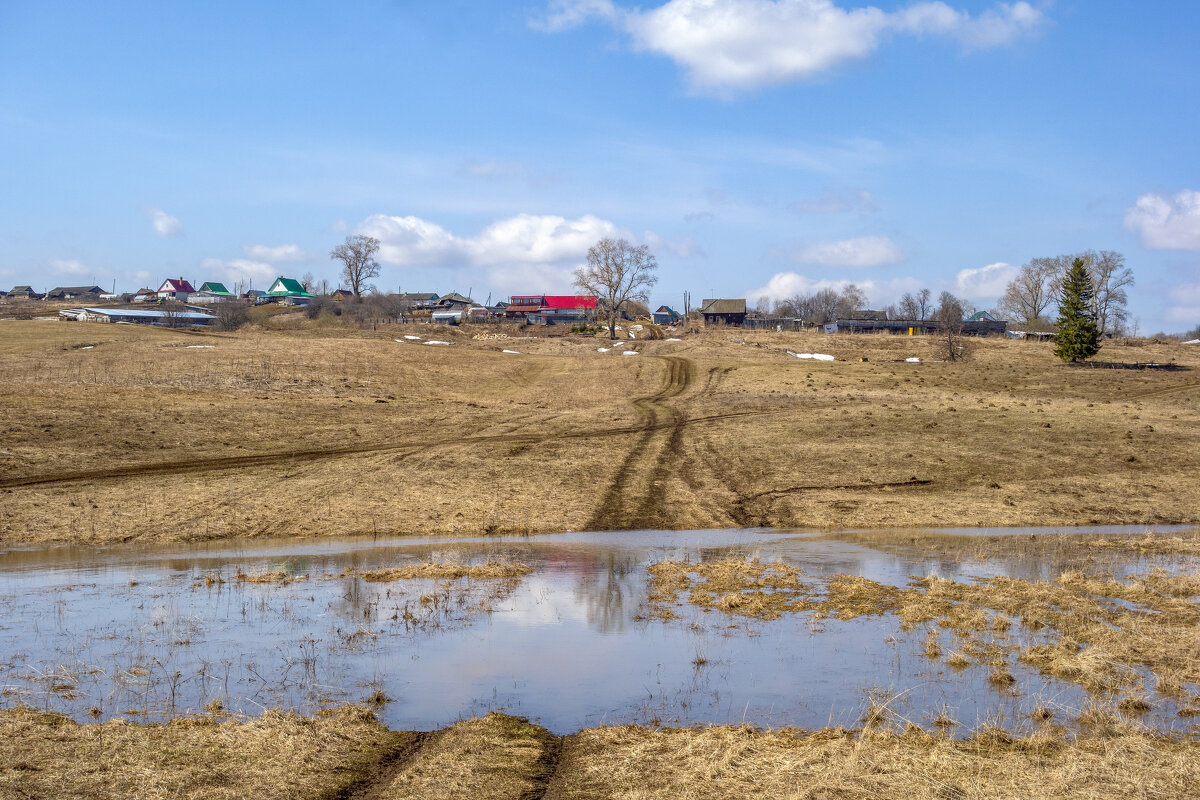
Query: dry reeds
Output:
[[357, 559, 533, 582]]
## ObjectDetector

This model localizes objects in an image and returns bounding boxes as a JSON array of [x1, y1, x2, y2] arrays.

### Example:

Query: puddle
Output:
[[0, 526, 1195, 735]]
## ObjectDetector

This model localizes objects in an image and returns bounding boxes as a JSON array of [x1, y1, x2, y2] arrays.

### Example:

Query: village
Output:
[[6, 276, 1021, 337]]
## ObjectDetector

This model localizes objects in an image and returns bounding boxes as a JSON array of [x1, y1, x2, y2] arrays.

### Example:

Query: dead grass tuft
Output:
[[357, 558, 533, 582]]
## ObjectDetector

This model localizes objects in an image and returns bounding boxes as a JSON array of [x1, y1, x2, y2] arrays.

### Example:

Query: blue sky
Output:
[[1, 0, 1198, 329]]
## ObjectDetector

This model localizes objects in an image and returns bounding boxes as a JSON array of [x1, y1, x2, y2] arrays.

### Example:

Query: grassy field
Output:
[[0, 317, 1198, 545], [4, 708, 1198, 799]]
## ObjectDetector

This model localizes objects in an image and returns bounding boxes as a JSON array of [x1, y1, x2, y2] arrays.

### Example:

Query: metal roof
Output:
[[71, 307, 215, 321]]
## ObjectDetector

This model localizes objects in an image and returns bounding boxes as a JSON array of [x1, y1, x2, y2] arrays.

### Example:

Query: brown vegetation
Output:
[[358, 559, 533, 582], [1, 320, 1198, 545], [4, 707, 1199, 799]]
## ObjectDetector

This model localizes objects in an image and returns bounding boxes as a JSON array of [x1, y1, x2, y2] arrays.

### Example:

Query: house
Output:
[[700, 298, 747, 326], [131, 288, 158, 303], [538, 295, 598, 325], [433, 292, 474, 309], [330, 289, 355, 301], [10, 285, 42, 299], [398, 292, 439, 309], [504, 295, 545, 319], [826, 317, 1008, 336], [967, 310, 999, 323], [187, 281, 238, 304], [263, 277, 314, 304], [45, 286, 104, 301], [157, 278, 196, 301], [652, 305, 681, 325]]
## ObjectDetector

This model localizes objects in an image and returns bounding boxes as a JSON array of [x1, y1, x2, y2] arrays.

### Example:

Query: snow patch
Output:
[[666, 337, 681, 342], [905, 357, 921, 363], [622, 350, 639, 356], [1184, 339, 1200, 345], [424, 340, 452, 346], [597, 347, 610, 353], [403, 335, 422, 340], [79, 345, 93, 350], [787, 351, 835, 361], [186, 345, 214, 349], [502, 349, 521, 354]]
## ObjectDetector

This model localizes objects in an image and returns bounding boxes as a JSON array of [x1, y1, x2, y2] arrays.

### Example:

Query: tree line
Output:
[[999, 250, 1133, 337]]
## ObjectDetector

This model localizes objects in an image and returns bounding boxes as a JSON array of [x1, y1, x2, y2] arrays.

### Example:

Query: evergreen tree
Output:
[[1054, 257, 1101, 362]]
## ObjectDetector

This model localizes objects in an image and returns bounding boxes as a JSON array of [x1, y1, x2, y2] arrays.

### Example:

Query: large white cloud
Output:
[[145, 207, 183, 238], [243, 243, 308, 262], [955, 261, 1017, 299], [747, 271, 923, 306], [1124, 191, 1200, 251], [536, 0, 1044, 93], [47, 258, 90, 277], [795, 235, 904, 267], [354, 212, 638, 293], [1164, 282, 1200, 325], [200, 258, 277, 290]]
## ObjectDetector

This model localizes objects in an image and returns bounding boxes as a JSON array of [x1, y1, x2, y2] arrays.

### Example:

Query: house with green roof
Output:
[[199, 282, 234, 296], [263, 277, 314, 304], [189, 281, 240, 305]]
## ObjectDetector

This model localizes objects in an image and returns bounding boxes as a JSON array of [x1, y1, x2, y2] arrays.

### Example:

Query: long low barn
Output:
[[59, 307, 215, 326]]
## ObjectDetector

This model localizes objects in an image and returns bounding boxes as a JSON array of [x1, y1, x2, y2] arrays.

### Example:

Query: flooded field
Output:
[[1, 526, 1197, 736]]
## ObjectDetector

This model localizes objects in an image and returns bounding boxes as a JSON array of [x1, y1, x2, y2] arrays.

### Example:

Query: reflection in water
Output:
[[0, 525, 1195, 735]]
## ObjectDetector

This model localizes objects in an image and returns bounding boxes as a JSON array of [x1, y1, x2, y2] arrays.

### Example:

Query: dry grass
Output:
[[5, 706, 1200, 799], [552, 723, 1200, 799], [647, 555, 1200, 698], [1, 321, 1197, 545], [0, 705, 406, 800], [381, 713, 556, 800], [358, 558, 533, 582]]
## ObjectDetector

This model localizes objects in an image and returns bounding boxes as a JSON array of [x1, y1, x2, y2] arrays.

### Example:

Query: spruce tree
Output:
[[1054, 257, 1101, 362]]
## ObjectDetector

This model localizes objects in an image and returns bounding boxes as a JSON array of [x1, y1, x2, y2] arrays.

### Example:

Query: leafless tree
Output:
[[300, 272, 316, 293], [574, 238, 658, 339], [811, 288, 840, 323], [1088, 250, 1134, 337], [934, 291, 967, 362], [897, 292, 921, 320], [329, 235, 381, 297], [834, 284, 868, 319], [999, 258, 1058, 328], [915, 288, 932, 320], [214, 298, 249, 331]]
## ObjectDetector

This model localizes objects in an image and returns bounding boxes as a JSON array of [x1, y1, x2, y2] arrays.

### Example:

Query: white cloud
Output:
[[1164, 282, 1200, 324], [791, 189, 876, 215], [354, 212, 644, 293], [47, 258, 89, 276], [201, 258, 277, 289], [1124, 191, 1200, 251], [536, 0, 1045, 93], [795, 235, 903, 267], [747, 271, 922, 306], [145, 207, 182, 237], [243, 243, 308, 262], [955, 261, 1017, 299]]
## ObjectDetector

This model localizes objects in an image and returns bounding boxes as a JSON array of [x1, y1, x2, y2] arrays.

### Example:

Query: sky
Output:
[[1, 0, 1198, 330]]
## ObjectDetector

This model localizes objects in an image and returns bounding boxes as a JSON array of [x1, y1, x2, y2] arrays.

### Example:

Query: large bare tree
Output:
[[574, 238, 658, 339], [1088, 250, 1134, 337], [330, 235, 381, 297], [1000, 258, 1059, 328], [934, 291, 967, 361]]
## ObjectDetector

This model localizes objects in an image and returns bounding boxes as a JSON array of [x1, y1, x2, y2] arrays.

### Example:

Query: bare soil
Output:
[[1, 319, 1197, 545]]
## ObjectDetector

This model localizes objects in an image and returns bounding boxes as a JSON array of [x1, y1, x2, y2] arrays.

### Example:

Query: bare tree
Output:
[[811, 288, 840, 323], [330, 235, 381, 297], [915, 288, 932, 320], [214, 298, 249, 331], [574, 238, 658, 339], [934, 291, 967, 362], [999, 258, 1058, 328], [1089, 250, 1134, 337], [300, 272, 316, 293], [835, 284, 868, 319]]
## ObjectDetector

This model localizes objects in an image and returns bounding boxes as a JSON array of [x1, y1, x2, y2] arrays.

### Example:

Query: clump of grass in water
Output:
[[235, 569, 304, 584], [356, 558, 532, 582]]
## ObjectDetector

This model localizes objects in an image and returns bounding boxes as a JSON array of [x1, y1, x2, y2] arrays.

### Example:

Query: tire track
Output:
[[331, 730, 432, 800], [585, 355, 694, 531], [1123, 380, 1200, 401]]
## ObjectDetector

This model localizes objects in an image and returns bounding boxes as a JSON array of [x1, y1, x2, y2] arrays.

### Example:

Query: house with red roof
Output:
[[156, 278, 196, 301], [506, 294, 598, 325]]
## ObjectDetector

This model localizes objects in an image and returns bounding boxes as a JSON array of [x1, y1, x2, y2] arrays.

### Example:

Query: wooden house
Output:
[[700, 298, 747, 326]]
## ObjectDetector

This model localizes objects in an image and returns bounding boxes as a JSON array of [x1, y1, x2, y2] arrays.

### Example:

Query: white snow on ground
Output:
[[79, 346, 93, 350], [424, 340, 452, 346], [630, 324, 643, 331], [597, 347, 610, 352], [404, 335, 422, 340], [666, 337, 681, 341], [622, 350, 639, 356], [502, 349, 521, 354], [905, 357, 920, 363], [788, 351, 835, 361], [186, 345, 214, 349], [1185, 339, 1200, 345]]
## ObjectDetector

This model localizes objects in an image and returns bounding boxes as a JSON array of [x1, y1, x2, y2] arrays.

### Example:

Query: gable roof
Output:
[[398, 292, 438, 302], [543, 295, 598, 310], [967, 310, 998, 322], [700, 298, 747, 315], [266, 277, 313, 296], [655, 305, 680, 315], [199, 282, 233, 295], [435, 292, 474, 304], [11, 285, 38, 294], [46, 285, 103, 297], [158, 278, 196, 293]]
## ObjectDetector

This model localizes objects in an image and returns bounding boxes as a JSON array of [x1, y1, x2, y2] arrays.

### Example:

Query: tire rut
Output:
[[331, 730, 434, 800]]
